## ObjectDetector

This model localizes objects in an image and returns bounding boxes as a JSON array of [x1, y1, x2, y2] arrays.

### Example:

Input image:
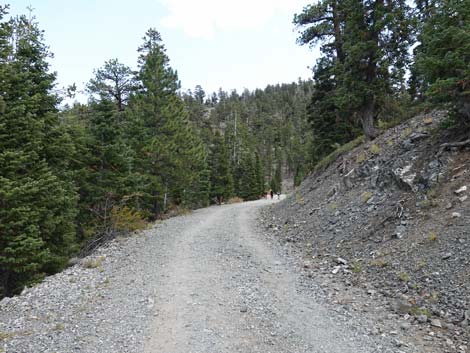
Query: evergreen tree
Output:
[[270, 162, 282, 194], [295, 0, 413, 140], [306, 59, 361, 163], [415, 0, 470, 129], [254, 153, 265, 196], [87, 59, 136, 111], [208, 133, 233, 204], [238, 153, 259, 201], [128, 29, 206, 216], [74, 99, 134, 240], [0, 12, 77, 296]]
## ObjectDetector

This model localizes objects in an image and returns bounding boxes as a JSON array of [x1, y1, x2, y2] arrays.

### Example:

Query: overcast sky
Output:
[[10, 0, 316, 97]]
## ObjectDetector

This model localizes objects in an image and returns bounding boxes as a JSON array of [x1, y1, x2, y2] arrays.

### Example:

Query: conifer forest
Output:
[[0, 0, 468, 298]]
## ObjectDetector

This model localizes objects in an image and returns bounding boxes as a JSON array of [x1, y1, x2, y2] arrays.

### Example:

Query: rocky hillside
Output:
[[265, 111, 469, 352]]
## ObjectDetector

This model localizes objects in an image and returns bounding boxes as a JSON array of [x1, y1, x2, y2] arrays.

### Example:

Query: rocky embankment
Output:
[[264, 111, 469, 353]]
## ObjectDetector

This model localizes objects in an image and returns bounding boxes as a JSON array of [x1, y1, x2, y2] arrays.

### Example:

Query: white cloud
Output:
[[157, 0, 307, 39]]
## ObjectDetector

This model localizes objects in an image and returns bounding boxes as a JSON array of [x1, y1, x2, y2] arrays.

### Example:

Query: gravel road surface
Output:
[[0, 199, 396, 353]]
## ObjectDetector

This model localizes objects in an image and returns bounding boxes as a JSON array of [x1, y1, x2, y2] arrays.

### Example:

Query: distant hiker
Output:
[[277, 191, 281, 200], [270, 190, 274, 199]]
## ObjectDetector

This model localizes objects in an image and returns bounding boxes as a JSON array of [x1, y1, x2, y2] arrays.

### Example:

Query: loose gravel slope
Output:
[[1, 199, 395, 353]]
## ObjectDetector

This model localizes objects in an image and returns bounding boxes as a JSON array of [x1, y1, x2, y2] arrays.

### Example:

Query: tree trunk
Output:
[[361, 99, 379, 140]]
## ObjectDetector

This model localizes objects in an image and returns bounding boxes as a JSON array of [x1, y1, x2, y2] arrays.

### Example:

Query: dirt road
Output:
[[0, 198, 395, 353], [144, 199, 385, 353]]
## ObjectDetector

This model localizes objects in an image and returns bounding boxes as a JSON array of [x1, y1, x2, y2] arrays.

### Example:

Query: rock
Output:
[[327, 187, 337, 198], [454, 186, 467, 194], [410, 132, 429, 142], [462, 310, 470, 327], [400, 322, 411, 331], [441, 252, 452, 260], [393, 338, 404, 347], [240, 306, 248, 313], [417, 315, 428, 323], [445, 202, 453, 210], [68, 257, 80, 266], [336, 257, 347, 265], [393, 165, 416, 191], [451, 212, 462, 218], [458, 195, 468, 202], [430, 319, 442, 328], [428, 159, 440, 169], [394, 225, 406, 239], [393, 300, 412, 315], [332, 266, 341, 274], [424, 117, 433, 125], [402, 139, 414, 151], [371, 327, 380, 335]]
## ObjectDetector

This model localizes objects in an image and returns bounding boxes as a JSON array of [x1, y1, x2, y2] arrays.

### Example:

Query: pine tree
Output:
[[87, 59, 136, 111], [74, 99, 134, 240], [295, 0, 413, 140], [270, 161, 282, 194], [238, 153, 259, 201], [0, 12, 77, 296], [208, 133, 233, 204], [254, 153, 265, 196], [128, 29, 207, 216], [415, 0, 470, 129], [306, 59, 361, 163]]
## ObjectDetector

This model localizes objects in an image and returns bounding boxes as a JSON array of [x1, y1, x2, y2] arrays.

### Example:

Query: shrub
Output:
[[356, 152, 367, 163], [227, 197, 244, 204], [369, 144, 382, 155], [110, 206, 147, 232], [370, 259, 389, 268], [82, 256, 105, 269], [410, 306, 431, 318], [428, 231, 438, 242], [398, 271, 411, 282], [361, 191, 373, 203], [352, 262, 362, 273], [314, 136, 365, 172]]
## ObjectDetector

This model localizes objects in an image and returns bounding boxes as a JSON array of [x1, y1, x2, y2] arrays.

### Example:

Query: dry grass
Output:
[[356, 152, 368, 164], [369, 144, 382, 155], [82, 256, 105, 269], [227, 197, 244, 204], [0, 332, 14, 341], [314, 136, 365, 172], [370, 259, 389, 268], [398, 271, 411, 282], [361, 191, 373, 203], [428, 231, 438, 242], [111, 206, 147, 232]]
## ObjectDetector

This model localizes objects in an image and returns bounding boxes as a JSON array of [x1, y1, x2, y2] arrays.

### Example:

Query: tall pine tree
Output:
[[0, 12, 77, 296], [128, 29, 206, 217]]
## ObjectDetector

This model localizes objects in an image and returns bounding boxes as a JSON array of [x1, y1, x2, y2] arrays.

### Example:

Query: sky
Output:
[[9, 0, 317, 98]]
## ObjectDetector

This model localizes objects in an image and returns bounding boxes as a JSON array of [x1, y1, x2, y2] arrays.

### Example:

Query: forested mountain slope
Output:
[[0, 6, 312, 297], [183, 81, 314, 192]]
